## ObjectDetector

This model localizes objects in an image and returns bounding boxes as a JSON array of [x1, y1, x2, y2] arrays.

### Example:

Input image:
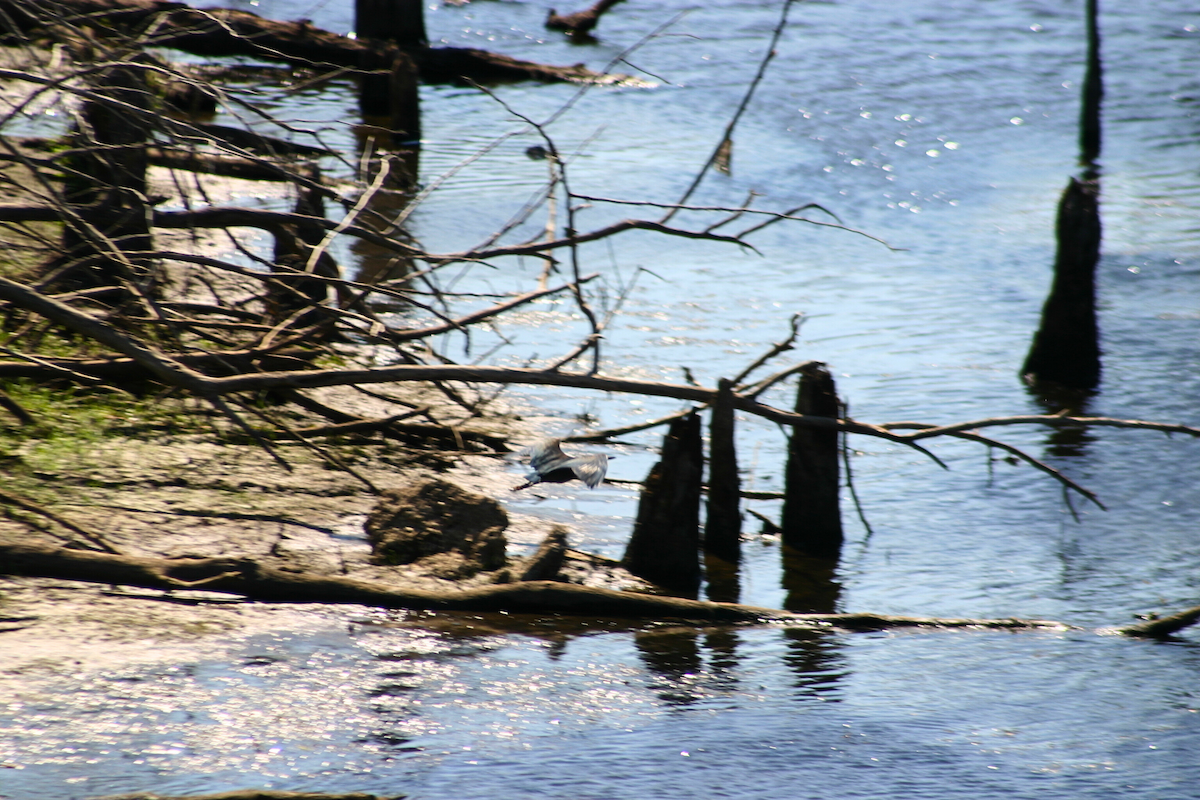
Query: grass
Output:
[[0, 379, 207, 478]]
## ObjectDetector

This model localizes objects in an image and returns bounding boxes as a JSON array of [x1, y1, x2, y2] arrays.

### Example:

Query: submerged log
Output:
[[622, 410, 703, 595], [1021, 175, 1102, 390], [780, 362, 843, 559], [0, 541, 1077, 631], [1119, 604, 1200, 639]]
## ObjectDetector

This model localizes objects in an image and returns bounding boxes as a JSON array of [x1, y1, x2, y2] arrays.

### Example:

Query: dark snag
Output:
[[622, 410, 704, 595], [0, 542, 1079, 630], [704, 378, 742, 563], [1080, 0, 1103, 165], [94, 791, 391, 800], [1021, 175, 1102, 390], [780, 362, 843, 559]]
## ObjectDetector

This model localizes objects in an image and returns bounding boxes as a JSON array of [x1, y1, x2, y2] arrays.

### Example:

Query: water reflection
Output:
[[704, 553, 741, 604], [634, 628, 703, 706], [780, 546, 843, 614], [781, 628, 846, 701], [1026, 382, 1098, 458]]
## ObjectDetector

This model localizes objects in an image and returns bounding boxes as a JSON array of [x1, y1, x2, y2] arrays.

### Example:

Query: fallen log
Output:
[[0, 541, 1074, 632], [0, 0, 627, 85]]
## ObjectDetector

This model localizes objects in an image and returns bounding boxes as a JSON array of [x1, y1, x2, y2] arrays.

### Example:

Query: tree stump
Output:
[[622, 410, 703, 595], [780, 362, 843, 559], [1021, 175, 1102, 390], [704, 378, 742, 563]]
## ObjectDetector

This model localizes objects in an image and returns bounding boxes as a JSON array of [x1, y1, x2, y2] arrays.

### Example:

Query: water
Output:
[[4, 0, 1200, 798]]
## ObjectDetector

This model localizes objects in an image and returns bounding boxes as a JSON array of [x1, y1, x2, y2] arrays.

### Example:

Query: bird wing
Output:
[[527, 438, 569, 474], [568, 454, 608, 489]]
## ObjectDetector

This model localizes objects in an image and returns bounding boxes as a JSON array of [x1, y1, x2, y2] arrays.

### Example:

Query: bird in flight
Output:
[[513, 438, 609, 491]]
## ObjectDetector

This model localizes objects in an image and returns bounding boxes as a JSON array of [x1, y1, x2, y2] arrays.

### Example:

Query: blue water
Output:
[[3, 0, 1199, 798]]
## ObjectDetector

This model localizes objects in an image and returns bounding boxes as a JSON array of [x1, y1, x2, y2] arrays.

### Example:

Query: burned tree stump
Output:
[[780, 362, 843, 559], [1021, 175, 1102, 390], [704, 378, 742, 564], [622, 410, 703, 596]]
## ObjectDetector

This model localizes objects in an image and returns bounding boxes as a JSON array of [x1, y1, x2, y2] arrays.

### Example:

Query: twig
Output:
[[0, 488, 124, 554]]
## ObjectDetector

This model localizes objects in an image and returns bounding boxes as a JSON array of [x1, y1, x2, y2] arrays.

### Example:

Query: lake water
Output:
[[3, 0, 1200, 798]]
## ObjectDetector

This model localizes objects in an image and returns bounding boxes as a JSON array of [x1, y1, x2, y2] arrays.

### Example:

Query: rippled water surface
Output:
[[4, 0, 1200, 798]]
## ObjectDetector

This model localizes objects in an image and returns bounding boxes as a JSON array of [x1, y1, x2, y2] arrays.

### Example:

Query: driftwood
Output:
[[0, 542, 1075, 632], [0, 0, 625, 85]]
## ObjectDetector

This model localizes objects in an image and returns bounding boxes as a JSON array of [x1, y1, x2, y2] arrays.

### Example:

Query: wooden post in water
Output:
[[622, 411, 703, 596], [780, 362, 843, 559], [703, 378, 742, 564], [1021, 175, 1102, 390]]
